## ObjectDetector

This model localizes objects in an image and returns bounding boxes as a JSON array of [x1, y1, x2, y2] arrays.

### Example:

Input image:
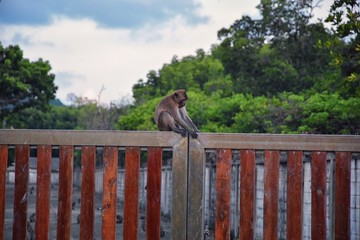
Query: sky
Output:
[[0, 0, 333, 105]]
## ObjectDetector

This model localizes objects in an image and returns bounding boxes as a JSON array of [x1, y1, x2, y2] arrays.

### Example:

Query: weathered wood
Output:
[[286, 151, 303, 240], [0, 145, 8, 240], [80, 146, 96, 240], [35, 145, 52, 240], [57, 145, 74, 240], [123, 147, 140, 239], [0, 129, 181, 147], [12, 145, 30, 240], [146, 147, 162, 239], [1, 130, 360, 151], [311, 151, 327, 240], [335, 152, 351, 240], [102, 146, 118, 240], [263, 150, 280, 240], [239, 150, 256, 240], [199, 133, 360, 151], [171, 138, 188, 240], [215, 148, 231, 240], [188, 138, 205, 239]]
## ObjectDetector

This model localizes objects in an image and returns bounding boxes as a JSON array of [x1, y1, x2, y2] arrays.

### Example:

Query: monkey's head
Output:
[[173, 89, 188, 108]]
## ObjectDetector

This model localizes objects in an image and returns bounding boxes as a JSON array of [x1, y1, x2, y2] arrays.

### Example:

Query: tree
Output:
[[0, 43, 57, 124]]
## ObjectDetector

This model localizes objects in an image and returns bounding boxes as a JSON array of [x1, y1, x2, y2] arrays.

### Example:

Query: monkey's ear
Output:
[[174, 92, 178, 98]]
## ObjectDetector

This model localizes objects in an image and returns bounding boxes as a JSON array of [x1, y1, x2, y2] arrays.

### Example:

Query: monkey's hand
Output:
[[190, 131, 198, 139], [180, 129, 187, 137]]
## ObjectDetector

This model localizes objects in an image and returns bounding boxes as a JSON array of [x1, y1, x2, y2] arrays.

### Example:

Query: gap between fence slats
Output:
[[0, 145, 8, 240], [239, 150, 256, 240], [80, 146, 96, 240], [335, 151, 351, 239], [102, 146, 118, 240], [286, 151, 303, 240], [123, 147, 140, 239], [35, 145, 52, 240], [57, 145, 74, 240], [215, 148, 231, 240], [263, 150, 280, 240], [13, 145, 30, 240], [146, 147, 162, 239], [311, 151, 327, 240]]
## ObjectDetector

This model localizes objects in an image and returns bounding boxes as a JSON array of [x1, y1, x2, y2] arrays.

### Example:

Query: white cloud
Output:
[[0, 0, 333, 105]]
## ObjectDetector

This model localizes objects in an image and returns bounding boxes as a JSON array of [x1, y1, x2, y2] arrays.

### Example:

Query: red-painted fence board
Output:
[[102, 146, 118, 240], [239, 150, 255, 240], [311, 151, 327, 240], [57, 145, 74, 240], [335, 151, 351, 240], [286, 151, 303, 240], [35, 145, 52, 240], [263, 150, 280, 240], [80, 146, 96, 240], [124, 147, 140, 239], [0, 145, 8, 240], [12, 145, 30, 239], [146, 147, 163, 239], [215, 148, 231, 240]]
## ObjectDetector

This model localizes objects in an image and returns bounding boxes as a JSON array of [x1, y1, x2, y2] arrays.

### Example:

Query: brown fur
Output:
[[154, 89, 199, 138]]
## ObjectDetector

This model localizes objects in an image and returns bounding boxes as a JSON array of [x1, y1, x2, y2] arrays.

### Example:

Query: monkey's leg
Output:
[[158, 112, 187, 137]]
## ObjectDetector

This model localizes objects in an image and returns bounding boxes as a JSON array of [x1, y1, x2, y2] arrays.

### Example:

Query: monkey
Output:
[[154, 89, 199, 139]]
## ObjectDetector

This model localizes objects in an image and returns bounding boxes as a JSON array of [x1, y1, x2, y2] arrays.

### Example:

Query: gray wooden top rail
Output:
[[0, 129, 359, 239]]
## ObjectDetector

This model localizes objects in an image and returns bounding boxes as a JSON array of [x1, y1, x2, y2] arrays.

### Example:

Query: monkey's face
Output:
[[173, 90, 188, 108]]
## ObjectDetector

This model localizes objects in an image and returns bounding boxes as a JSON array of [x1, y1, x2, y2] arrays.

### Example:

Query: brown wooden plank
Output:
[[171, 138, 188, 240], [102, 146, 118, 240], [35, 145, 52, 240], [286, 151, 303, 240], [57, 145, 74, 240], [187, 138, 206, 239], [311, 151, 327, 240], [12, 145, 30, 239], [146, 147, 162, 239], [123, 147, 140, 239], [335, 151, 351, 240], [79, 146, 96, 240], [0, 145, 8, 240], [263, 150, 280, 240], [239, 150, 255, 240], [215, 148, 231, 240]]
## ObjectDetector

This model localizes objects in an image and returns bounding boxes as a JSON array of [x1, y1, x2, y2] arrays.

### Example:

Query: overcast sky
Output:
[[0, 0, 333, 105]]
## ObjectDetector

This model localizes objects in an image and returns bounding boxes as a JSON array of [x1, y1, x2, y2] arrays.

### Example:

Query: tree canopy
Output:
[[0, 42, 57, 122]]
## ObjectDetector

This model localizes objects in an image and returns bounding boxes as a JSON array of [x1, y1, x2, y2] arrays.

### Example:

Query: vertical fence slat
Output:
[[57, 145, 74, 240], [12, 145, 30, 240], [102, 146, 118, 240], [124, 147, 140, 239], [286, 151, 303, 240], [146, 147, 162, 239], [239, 149, 256, 240], [311, 151, 327, 240], [80, 146, 96, 240], [263, 150, 280, 240], [171, 138, 188, 240], [215, 148, 231, 240], [188, 138, 205, 239], [35, 145, 52, 240], [335, 151, 351, 239], [0, 145, 8, 240]]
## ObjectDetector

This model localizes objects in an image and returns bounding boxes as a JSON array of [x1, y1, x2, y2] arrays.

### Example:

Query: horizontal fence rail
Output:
[[0, 129, 359, 240]]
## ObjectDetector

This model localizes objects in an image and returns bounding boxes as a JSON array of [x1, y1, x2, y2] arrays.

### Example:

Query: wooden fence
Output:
[[0, 130, 359, 239]]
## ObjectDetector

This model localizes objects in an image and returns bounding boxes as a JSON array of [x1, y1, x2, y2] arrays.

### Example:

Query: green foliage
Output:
[[0, 43, 57, 120]]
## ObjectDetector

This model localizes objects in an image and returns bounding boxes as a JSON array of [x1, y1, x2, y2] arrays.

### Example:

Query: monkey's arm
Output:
[[174, 115, 198, 139], [179, 108, 200, 132]]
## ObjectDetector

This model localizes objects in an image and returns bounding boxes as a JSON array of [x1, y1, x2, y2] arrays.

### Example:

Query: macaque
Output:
[[154, 89, 199, 139]]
